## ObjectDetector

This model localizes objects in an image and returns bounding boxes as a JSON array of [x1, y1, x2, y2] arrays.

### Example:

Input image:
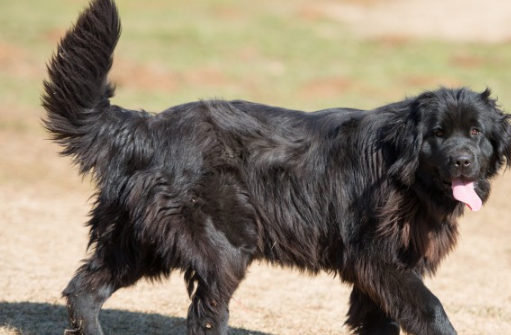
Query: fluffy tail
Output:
[[42, 0, 122, 175]]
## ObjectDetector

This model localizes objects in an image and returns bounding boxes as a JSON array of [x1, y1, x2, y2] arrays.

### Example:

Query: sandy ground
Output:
[[309, 0, 511, 43], [2, 0, 511, 334]]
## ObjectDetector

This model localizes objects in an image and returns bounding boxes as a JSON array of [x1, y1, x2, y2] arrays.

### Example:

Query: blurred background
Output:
[[1, 0, 510, 334]]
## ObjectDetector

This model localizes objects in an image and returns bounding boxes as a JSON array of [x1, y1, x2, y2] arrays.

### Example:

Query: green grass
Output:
[[1, 0, 511, 132]]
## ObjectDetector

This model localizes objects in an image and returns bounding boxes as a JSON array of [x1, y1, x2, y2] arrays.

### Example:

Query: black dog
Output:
[[42, 0, 511, 334]]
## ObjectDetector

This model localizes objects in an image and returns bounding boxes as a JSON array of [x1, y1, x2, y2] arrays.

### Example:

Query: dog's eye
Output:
[[470, 127, 481, 136], [433, 129, 445, 138]]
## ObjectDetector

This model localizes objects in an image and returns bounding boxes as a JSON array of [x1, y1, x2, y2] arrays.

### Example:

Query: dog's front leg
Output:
[[355, 267, 457, 335], [345, 286, 400, 335]]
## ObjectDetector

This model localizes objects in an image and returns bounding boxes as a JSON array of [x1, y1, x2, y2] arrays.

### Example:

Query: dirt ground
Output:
[[1, 0, 511, 334], [309, 0, 511, 43]]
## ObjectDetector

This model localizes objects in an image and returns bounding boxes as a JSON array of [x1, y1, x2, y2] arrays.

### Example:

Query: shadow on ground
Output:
[[0, 302, 271, 335]]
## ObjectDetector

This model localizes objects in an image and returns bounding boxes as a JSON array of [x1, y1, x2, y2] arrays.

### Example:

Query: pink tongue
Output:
[[451, 179, 482, 211]]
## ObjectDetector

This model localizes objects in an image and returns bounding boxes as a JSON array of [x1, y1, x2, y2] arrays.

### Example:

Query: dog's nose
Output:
[[453, 154, 472, 168]]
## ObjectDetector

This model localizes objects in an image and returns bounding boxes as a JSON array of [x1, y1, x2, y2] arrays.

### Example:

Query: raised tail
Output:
[[42, 0, 122, 175]]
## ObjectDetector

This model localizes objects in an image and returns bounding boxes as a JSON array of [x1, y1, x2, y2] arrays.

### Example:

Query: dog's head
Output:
[[386, 87, 511, 211]]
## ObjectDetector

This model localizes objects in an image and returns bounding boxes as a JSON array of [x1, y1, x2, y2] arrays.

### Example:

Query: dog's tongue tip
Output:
[[451, 179, 482, 211]]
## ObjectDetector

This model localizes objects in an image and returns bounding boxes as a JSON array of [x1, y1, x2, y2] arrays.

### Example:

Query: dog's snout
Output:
[[453, 154, 472, 168], [450, 153, 477, 177]]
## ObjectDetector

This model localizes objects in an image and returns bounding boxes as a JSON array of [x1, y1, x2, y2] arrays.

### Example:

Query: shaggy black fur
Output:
[[42, 0, 511, 334]]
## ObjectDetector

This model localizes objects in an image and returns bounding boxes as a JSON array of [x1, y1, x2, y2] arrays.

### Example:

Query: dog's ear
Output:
[[383, 92, 431, 186], [481, 88, 511, 168]]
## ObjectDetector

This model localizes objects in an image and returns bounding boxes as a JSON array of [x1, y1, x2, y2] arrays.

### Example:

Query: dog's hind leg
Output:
[[183, 232, 254, 335], [63, 261, 117, 335], [185, 265, 248, 335], [63, 256, 147, 335], [345, 287, 400, 335], [178, 172, 259, 334], [62, 236, 146, 335]]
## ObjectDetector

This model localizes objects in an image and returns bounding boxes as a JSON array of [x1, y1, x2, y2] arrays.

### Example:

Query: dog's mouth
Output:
[[442, 177, 482, 211]]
